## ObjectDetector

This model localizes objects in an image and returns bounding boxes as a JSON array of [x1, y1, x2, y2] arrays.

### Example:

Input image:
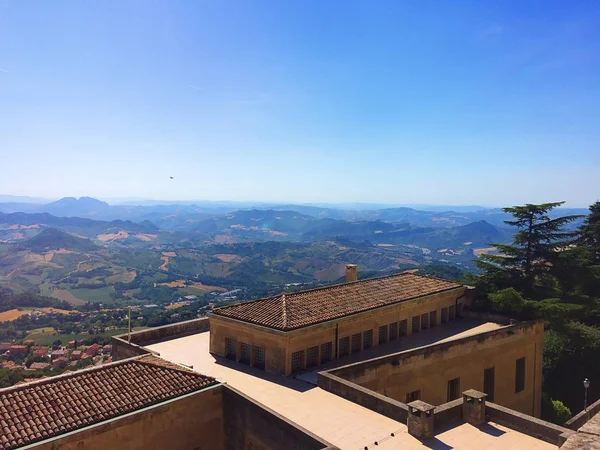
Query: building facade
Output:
[[209, 267, 473, 376]]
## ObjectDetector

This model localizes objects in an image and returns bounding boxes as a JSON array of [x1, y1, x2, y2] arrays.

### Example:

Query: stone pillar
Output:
[[407, 400, 435, 439], [462, 389, 487, 426]]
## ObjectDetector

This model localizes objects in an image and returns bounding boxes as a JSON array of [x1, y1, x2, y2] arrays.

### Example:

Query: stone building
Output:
[[3, 266, 599, 449], [209, 266, 473, 376]]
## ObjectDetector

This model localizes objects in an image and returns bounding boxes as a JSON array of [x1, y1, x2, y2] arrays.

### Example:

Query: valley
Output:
[[0, 197, 587, 311]]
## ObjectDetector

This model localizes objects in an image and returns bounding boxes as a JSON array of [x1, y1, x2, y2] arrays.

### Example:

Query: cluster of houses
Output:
[[0, 340, 113, 382]]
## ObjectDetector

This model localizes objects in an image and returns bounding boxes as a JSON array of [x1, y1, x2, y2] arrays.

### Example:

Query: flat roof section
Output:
[[212, 272, 463, 331], [295, 318, 504, 384], [147, 332, 555, 450]]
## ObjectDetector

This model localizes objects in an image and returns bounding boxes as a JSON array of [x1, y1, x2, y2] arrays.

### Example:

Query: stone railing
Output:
[[486, 402, 574, 445], [112, 317, 210, 361], [565, 398, 600, 430]]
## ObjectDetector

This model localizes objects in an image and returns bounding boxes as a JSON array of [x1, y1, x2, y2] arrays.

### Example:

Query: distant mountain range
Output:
[[0, 196, 589, 231]]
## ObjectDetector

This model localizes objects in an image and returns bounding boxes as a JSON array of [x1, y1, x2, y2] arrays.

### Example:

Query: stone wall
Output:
[[326, 320, 544, 416], [565, 398, 600, 430], [209, 315, 289, 374], [486, 402, 574, 445], [112, 318, 210, 361], [222, 385, 337, 450]]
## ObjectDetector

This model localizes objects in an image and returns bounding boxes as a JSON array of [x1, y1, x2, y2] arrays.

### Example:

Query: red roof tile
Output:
[[0, 355, 219, 449], [212, 272, 463, 330]]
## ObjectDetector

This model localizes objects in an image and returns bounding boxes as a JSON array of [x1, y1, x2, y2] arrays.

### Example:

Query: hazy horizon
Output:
[[0, 193, 594, 210], [2, 1, 599, 206]]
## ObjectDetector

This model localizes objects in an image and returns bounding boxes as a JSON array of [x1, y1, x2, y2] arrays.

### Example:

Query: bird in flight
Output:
[[170, 176, 174, 179]]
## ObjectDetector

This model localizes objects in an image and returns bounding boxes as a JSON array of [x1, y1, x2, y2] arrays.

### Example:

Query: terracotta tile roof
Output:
[[0, 355, 219, 449], [212, 272, 463, 331]]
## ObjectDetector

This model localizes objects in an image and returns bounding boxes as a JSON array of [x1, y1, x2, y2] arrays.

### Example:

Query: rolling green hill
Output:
[[24, 228, 98, 252]]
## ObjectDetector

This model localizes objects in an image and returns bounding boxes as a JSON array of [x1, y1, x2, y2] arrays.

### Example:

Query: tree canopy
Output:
[[473, 201, 600, 423]]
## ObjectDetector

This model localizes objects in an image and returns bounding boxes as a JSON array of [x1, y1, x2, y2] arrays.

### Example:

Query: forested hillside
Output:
[[469, 201, 600, 423]]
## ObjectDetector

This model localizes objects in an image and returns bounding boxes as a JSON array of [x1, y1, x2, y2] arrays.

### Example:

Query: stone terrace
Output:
[[147, 330, 556, 450]]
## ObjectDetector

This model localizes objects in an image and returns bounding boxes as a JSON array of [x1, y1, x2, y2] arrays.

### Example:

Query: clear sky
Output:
[[1, 1, 599, 207]]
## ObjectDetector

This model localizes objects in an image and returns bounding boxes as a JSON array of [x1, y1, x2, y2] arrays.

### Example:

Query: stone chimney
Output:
[[407, 400, 435, 440], [345, 264, 357, 283], [462, 389, 487, 426]]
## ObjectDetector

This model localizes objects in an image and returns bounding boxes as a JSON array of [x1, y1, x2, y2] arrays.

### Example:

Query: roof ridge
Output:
[[212, 270, 465, 331], [213, 271, 415, 313], [281, 293, 288, 329]]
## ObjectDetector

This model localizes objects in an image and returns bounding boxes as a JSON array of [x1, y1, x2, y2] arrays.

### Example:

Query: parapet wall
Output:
[[324, 319, 544, 416], [565, 398, 600, 430], [486, 402, 574, 445], [317, 371, 409, 422], [317, 369, 572, 446], [222, 386, 337, 450], [112, 318, 210, 361]]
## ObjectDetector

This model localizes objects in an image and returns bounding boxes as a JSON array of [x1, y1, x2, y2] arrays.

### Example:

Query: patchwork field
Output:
[[49, 288, 87, 305], [165, 302, 189, 310], [96, 231, 129, 241], [474, 247, 496, 257], [25, 328, 127, 346], [214, 254, 242, 262], [134, 233, 158, 241], [65, 286, 115, 303], [106, 268, 136, 283], [0, 309, 29, 322], [156, 279, 226, 292], [159, 251, 176, 271]]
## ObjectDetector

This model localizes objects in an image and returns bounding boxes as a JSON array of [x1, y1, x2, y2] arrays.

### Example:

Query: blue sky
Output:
[[0, 1, 599, 207]]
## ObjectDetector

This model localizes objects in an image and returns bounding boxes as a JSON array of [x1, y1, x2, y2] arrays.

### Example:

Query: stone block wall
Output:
[[327, 320, 544, 416]]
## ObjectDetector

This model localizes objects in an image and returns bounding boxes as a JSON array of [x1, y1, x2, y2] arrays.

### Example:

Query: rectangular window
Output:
[[339, 336, 350, 357], [406, 390, 421, 403], [306, 346, 318, 368], [412, 316, 420, 333], [225, 338, 236, 361], [253, 346, 265, 370], [421, 313, 429, 330], [291, 350, 304, 373], [363, 330, 373, 349], [399, 319, 407, 336], [351, 333, 362, 353], [321, 342, 332, 364], [429, 311, 437, 327], [449, 305, 456, 320], [447, 377, 461, 402], [441, 307, 448, 323], [240, 343, 251, 365], [515, 357, 526, 393], [484, 367, 495, 402], [388, 322, 398, 341], [378, 325, 388, 344]]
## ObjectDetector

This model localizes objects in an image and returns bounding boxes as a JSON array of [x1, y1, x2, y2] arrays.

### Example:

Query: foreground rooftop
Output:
[[147, 326, 555, 449], [0, 355, 218, 450], [212, 272, 463, 330]]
